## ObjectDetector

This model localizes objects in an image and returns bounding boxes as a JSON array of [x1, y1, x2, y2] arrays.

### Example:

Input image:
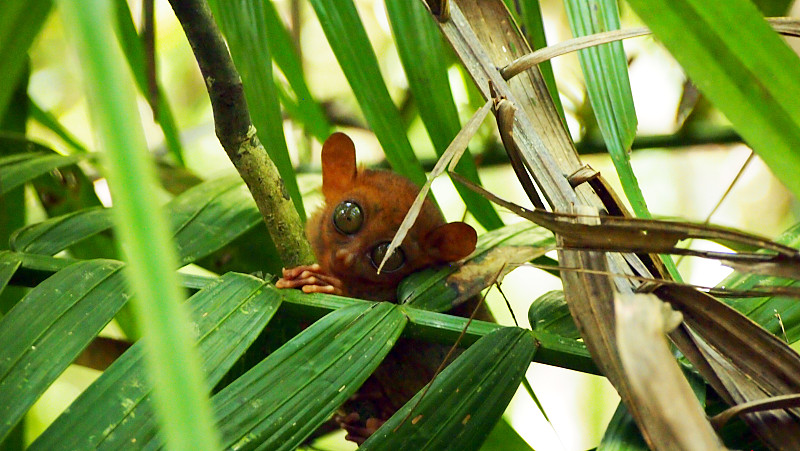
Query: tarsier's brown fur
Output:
[[277, 132, 488, 444]]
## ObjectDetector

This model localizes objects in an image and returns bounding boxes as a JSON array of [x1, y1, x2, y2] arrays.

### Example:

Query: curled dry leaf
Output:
[[558, 246, 660, 447], [615, 292, 725, 450], [445, 245, 546, 303], [452, 173, 800, 280], [710, 394, 800, 431], [421, 0, 800, 449], [491, 88, 545, 209], [656, 284, 800, 448]]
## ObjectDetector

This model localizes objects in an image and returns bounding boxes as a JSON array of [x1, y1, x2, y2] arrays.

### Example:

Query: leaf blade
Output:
[[58, 0, 222, 447], [10, 207, 113, 255], [0, 151, 82, 194], [0, 0, 51, 116], [30, 272, 280, 450], [214, 302, 407, 450], [361, 327, 537, 450], [385, 0, 502, 230], [261, 0, 331, 142], [0, 260, 127, 441], [111, 0, 185, 165], [207, 0, 305, 219], [308, 0, 427, 186], [399, 222, 554, 311]]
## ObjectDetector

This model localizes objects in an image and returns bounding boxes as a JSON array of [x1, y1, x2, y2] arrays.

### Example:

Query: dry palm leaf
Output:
[[421, 1, 800, 448], [451, 172, 800, 280], [615, 291, 724, 449]]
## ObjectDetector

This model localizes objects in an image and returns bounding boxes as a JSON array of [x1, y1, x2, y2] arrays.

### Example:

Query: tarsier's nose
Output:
[[334, 248, 356, 269]]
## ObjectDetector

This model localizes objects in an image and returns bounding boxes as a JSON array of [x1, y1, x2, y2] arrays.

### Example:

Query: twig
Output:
[[167, 0, 314, 267]]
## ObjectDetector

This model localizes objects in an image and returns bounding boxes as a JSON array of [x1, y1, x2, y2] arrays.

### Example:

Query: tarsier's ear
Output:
[[424, 222, 477, 262], [321, 132, 357, 199]]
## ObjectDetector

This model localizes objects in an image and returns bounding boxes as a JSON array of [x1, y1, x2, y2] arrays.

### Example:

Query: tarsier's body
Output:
[[277, 133, 485, 444]]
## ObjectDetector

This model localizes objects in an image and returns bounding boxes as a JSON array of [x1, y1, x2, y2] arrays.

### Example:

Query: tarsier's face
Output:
[[306, 133, 477, 302], [309, 168, 443, 292], [330, 199, 406, 273]]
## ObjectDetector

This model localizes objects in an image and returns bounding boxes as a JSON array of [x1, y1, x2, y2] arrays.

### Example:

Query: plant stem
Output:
[[168, 0, 315, 268]]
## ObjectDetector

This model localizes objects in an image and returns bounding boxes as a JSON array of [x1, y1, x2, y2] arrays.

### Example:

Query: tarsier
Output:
[[277, 132, 489, 444]]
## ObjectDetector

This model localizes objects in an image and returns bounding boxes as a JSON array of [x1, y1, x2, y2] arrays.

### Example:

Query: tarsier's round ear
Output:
[[424, 222, 477, 262], [321, 132, 357, 199]]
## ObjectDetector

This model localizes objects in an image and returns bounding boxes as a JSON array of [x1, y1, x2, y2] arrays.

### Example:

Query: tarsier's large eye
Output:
[[370, 242, 405, 272], [332, 201, 363, 234]]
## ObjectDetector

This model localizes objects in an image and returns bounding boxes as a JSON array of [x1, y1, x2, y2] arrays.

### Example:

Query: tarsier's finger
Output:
[[275, 277, 307, 289], [300, 271, 344, 289], [302, 284, 342, 295], [280, 264, 322, 280], [276, 275, 327, 288]]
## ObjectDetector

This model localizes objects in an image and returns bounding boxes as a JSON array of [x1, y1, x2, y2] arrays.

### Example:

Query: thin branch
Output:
[[575, 127, 744, 154], [141, 0, 158, 118], [167, 0, 314, 267], [501, 18, 800, 80]]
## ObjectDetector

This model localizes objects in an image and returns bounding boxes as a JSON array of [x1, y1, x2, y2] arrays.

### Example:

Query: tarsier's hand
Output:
[[335, 412, 386, 446], [275, 264, 345, 295]]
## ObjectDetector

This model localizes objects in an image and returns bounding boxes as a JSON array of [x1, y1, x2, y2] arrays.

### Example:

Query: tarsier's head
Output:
[[306, 133, 477, 302]]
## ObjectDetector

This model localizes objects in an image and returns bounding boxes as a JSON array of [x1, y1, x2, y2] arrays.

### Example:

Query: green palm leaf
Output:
[[361, 327, 537, 450], [0, 260, 126, 441], [0, 151, 82, 194], [625, 0, 800, 199], [214, 302, 406, 450], [30, 272, 280, 450], [308, 0, 427, 187]]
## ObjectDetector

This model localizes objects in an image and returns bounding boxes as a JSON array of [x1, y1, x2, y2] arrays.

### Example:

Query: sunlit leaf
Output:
[[59, 0, 221, 447], [112, 0, 185, 165]]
